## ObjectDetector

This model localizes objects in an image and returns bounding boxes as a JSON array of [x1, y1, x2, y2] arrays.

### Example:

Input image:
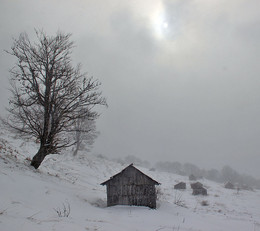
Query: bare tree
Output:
[[4, 30, 107, 169]]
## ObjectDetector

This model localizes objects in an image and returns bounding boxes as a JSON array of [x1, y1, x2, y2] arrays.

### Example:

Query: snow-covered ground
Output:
[[0, 131, 260, 231]]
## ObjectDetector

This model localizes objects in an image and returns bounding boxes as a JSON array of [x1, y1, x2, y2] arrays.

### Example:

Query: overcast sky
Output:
[[0, 0, 260, 177]]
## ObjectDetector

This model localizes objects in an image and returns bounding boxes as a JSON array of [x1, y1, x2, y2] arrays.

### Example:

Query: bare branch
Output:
[[4, 29, 107, 168]]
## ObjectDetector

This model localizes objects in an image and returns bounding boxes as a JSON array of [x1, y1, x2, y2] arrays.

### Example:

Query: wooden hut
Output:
[[101, 164, 160, 209], [224, 182, 234, 189], [192, 187, 207, 195], [190, 182, 207, 195], [174, 182, 186, 190], [190, 182, 203, 189]]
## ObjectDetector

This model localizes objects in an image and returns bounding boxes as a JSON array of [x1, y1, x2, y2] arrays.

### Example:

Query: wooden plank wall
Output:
[[106, 167, 157, 208]]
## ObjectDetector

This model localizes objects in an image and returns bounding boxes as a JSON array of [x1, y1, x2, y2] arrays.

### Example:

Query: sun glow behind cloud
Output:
[[122, 1, 177, 41], [150, 2, 170, 40]]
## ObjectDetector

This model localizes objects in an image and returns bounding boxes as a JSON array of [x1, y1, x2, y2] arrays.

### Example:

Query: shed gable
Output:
[[101, 164, 160, 209], [101, 164, 160, 186]]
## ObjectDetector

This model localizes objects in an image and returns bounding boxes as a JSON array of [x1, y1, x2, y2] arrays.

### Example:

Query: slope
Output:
[[0, 131, 259, 231]]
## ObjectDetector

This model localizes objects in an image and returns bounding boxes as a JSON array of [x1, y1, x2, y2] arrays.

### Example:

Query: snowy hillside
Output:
[[0, 132, 260, 231]]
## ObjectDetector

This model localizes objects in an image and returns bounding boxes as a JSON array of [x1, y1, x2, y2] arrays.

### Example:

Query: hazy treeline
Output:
[[113, 155, 151, 169], [105, 154, 260, 189], [154, 161, 260, 189]]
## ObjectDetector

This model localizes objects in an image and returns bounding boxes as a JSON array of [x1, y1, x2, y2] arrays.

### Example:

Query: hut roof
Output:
[[100, 163, 160, 186], [224, 182, 234, 189], [191, 182, 203, 189], [174, 182, 186, 189], [175, 182, 186, 186]]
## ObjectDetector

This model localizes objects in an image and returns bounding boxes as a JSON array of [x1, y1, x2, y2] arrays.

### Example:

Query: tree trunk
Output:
[[73, 141, 80, 156], [31, 146, 48, 169]]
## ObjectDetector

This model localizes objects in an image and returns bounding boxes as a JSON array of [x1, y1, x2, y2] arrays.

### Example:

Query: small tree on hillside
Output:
[[4, 30, 107, 169], [72, 116, 99, 156]]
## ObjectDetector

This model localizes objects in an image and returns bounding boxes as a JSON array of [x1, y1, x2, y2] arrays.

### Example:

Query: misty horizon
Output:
[[0, 0, 260, 178]]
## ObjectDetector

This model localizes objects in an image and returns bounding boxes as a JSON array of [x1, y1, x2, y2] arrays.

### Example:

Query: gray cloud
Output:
[[0, 0, 259, 177]]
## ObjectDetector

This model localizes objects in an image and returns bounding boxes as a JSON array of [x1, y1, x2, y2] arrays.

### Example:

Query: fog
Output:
[[0, 0, 260, 177]]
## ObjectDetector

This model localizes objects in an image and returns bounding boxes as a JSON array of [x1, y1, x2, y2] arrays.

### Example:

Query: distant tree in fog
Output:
[[72, 117, 99, 156], [206, 169, 221, 182], [183, 163, 202, 177], [154, 161, 183, 174], [124, 155, 150, 168], [221, 165, 240, 182]]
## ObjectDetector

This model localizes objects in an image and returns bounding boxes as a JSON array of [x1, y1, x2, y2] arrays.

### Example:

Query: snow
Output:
[[0, 132, 260, 231]]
